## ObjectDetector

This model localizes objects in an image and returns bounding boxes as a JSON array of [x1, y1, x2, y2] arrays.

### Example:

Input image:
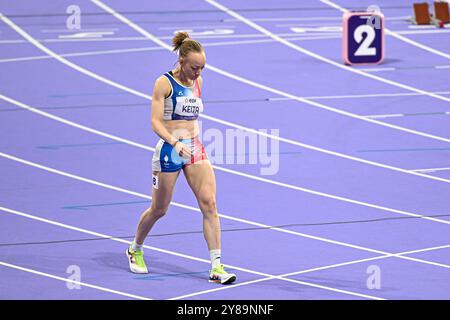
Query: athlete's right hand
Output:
[[174, 141, 192, 159]]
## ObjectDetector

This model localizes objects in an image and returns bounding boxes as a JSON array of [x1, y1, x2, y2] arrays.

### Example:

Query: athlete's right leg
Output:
[[134, 170, 180, 244], [126, 170, 180, 274], [127, 138, 185, 273]]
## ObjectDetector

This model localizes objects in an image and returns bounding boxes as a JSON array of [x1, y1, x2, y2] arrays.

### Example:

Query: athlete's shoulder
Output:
[[155, 73, 173, 87], [155, 73, 170, 84], [153, 74, 172, 98]]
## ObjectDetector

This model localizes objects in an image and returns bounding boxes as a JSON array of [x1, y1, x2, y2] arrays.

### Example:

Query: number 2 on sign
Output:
[[354, 25, 376, 56]]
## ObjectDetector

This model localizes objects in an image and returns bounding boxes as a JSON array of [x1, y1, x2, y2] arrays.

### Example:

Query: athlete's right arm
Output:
[[151, 76, 178, 146], [151, 76, 191, 158]]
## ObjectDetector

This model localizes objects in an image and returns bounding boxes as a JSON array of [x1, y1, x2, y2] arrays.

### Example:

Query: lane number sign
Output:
[[343, 11, 385, 65]]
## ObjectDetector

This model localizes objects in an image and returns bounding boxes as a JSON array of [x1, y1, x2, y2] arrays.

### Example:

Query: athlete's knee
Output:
[[199, 194, 217, 215], [149, 205, 169, 219]]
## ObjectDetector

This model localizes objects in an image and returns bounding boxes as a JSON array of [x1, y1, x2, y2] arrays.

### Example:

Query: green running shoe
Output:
[[209, 264, 236, 284], [126, 245, 148, 274]]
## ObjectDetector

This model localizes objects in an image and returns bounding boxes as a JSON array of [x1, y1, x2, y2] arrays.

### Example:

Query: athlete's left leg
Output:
[[183, 159, 236, 284], [183, 159, 220, 251]]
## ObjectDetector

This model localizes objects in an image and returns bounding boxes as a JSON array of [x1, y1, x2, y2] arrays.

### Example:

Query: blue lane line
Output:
[[48, 92, 130, 98], [37, 142, 124, 150], [403, 111, 450, 117], [36, 142, 302, 155], [132, 268, 238, 281], [365, 111, 450, 119], [63, 200, 150, 211], [357, 147, 450, 153], [133, 271, 209, 281], [207, 151, 302, 156]]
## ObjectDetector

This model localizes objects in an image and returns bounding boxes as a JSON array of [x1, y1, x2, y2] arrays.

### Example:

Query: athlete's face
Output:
[[180, 51, 206, 80]]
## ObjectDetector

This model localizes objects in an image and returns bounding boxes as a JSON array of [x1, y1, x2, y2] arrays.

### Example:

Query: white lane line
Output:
[[277, 18, 410, 28], [0, 32, 340, 44], [2, 28, 450, 45], [2, 147, 450, 271], [363, 113, 450, 119], [205, 0, 450, 105], [223, 15, 411, 23], [9, 42, 446, 74], [0, 14, 149, 100], [0, 46, 164, 64], [158, 25, 237, 30], [1, 33, 450, 193], [358, 67, 397, 72], [1, 153, 449, 298], [173, 242, 450, 299], [0, 261, 152, 300], [41, 28, 120, 33], [83, 2, 450, 184], [290, 26, 342, 33], [3, 3, 449, 143], [225, 17, 343, 23], [269, 91, 450, 101], [359, 66, 450, 73], [1, 32, 450, 104], [2, 94, 450, 226], [194, 6, 450, 142], [408, 25, 437, 29], [0, 206, 384, 300], [397, 29, 450, 35], [2, 12, 449, 198], [276, 23, 341, 27], [0, 36, 149, 44], [0, 95, 154, 151], [58, 31, 115, 39], [0, 35, 341, 64], [170, 242, 450, 300], [319, 0, 450, 60]]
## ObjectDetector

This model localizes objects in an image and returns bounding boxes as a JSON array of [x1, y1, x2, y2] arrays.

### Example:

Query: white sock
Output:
[[210, 249, 221, 268], [132, 240, 143, 252]]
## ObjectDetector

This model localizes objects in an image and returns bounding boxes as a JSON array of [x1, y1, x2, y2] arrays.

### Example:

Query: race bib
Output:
[[152, 174, 159, 189], [174, 96, 204, 118]]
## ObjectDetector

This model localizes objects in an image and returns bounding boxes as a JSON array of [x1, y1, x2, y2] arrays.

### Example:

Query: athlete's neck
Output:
[[173, 67, 193, 87]]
